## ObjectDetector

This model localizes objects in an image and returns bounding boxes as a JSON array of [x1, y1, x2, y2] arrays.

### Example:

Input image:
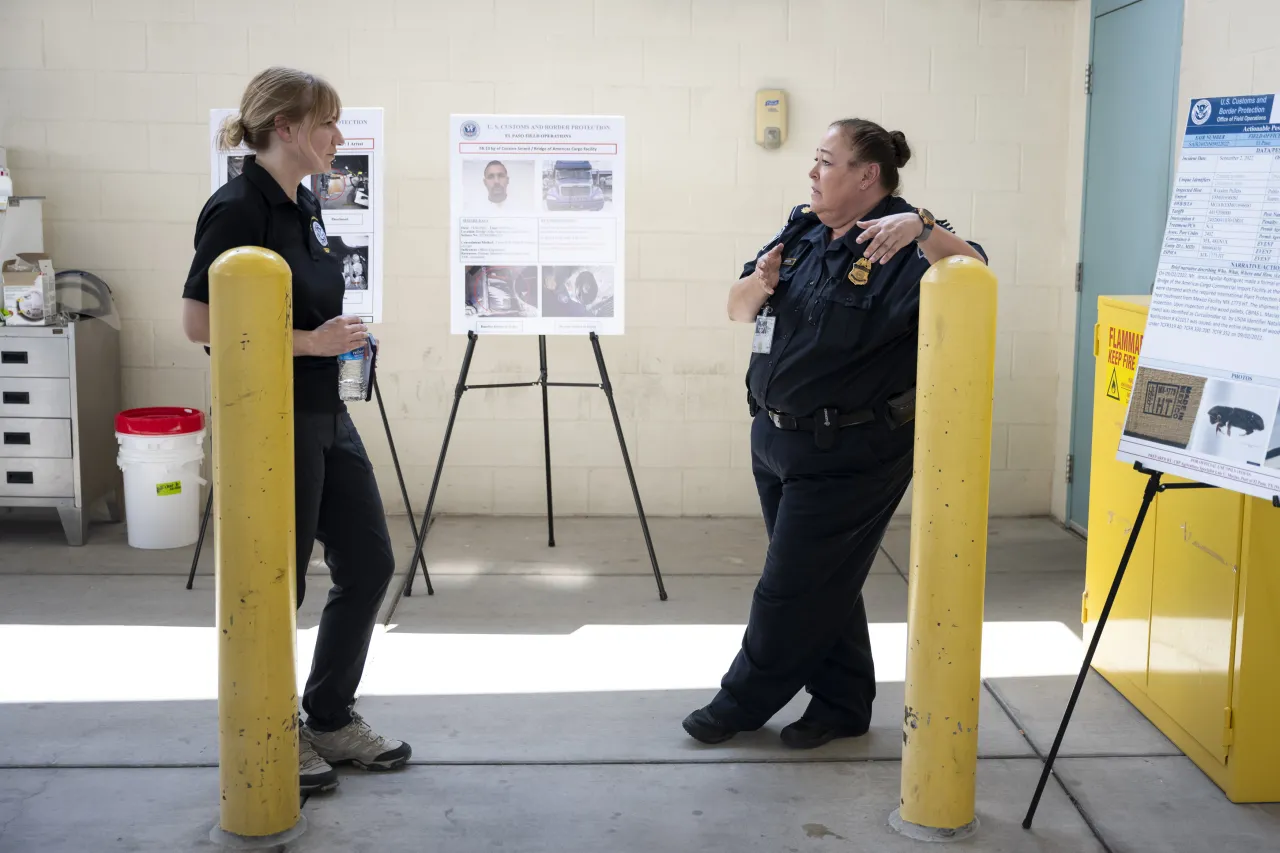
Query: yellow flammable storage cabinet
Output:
[[1086, 295, 1280, 803]]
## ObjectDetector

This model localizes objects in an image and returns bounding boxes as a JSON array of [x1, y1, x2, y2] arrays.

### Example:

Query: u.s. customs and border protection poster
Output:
[[208, 107, 385, 324], [1117, 93, 1280, 501], [449, 114, 626, 336]]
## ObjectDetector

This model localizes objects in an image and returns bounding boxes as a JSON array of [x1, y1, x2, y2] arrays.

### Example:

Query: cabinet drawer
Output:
[[0, 419, 73, 458], [0, 336, 70, 378], [0, 378, 71, 418], [0, 457, 74, 498]]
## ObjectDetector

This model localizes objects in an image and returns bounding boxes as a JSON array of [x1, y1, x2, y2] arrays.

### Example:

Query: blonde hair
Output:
[[215, 66, 341, 151]]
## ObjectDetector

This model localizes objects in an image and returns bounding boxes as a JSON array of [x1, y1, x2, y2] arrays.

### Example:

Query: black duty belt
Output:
[[762, 389, 916, 450], [767, 407, 875, 432]]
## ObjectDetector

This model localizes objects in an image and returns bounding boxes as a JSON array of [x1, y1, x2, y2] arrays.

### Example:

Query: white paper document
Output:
[[449, 115, 625, 335], [1117, 93, 1280, 501], [208, 107, 385, 324]]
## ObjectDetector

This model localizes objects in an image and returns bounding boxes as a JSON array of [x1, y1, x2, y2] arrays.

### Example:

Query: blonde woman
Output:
[[181, 67, 410, 793]]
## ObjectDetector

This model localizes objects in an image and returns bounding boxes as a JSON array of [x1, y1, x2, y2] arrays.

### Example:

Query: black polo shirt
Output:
[[742, 196, 987, 418], [183, 156, 345, 413]]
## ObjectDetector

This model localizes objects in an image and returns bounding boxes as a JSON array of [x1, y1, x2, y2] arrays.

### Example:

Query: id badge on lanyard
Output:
[[752, 305, 776, 354]]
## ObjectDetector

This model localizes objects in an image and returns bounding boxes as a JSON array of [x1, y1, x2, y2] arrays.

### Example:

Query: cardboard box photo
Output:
[[1, 252, 56, 325]]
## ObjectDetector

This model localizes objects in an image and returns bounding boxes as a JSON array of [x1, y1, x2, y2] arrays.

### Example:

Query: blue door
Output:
[[1067, 0, 1184, 532]]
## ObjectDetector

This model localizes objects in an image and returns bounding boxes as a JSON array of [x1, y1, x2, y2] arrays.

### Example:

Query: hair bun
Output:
[[889, 130, 911, 169]]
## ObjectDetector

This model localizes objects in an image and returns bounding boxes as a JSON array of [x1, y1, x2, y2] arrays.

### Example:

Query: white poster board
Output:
[[1117, 93, 1280, 501], [449, 114, 625, 336], [208, 107, 385, 324]]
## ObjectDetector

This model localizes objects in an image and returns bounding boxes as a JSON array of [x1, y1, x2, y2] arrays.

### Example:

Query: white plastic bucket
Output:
[[115, 407, 207, 550]]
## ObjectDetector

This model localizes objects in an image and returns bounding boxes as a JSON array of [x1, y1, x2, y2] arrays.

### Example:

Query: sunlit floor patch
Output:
[[0, 620, 1086, 704]]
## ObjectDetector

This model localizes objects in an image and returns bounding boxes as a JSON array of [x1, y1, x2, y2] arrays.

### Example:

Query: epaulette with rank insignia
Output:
[[756, 203, 820, 259]]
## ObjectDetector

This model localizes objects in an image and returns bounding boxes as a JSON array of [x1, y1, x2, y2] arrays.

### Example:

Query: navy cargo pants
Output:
[[293, 410, 396, 734], [708, 410, 913, 730]]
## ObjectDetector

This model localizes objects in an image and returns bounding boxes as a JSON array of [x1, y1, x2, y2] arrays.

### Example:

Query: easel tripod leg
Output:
[[404, 331, 478, 597], [186, 481, 214, 590], [540, 335, 555, 548], [1022, 469, 1162, 829], [590, 333, 667, 601], [374, 373, 433, 596]]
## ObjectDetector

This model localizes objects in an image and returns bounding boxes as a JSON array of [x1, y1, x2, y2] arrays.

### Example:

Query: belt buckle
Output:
[[769, 411, 784, 429]]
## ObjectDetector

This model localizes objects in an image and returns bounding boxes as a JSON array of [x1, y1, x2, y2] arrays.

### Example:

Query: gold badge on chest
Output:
[[848, 256, 872, 286]]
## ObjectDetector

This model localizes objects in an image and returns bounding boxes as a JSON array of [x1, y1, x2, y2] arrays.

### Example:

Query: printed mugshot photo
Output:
[[541, 266, 614, 318], [462, 159, 535, 215], [464, 266, 539, 318], [330, 235, 371, 291], [1187, 378, 1280, 466], [313, 154, 371, 211], [541, 160, 613, 213]]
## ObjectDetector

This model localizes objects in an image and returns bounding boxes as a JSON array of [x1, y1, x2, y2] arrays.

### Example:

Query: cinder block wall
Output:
[[0, 0, 1080, 517]]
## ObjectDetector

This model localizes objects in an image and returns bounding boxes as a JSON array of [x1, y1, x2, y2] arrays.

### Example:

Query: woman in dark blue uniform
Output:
[[180, 67, 410, 792], [684, 119, 987, 749]]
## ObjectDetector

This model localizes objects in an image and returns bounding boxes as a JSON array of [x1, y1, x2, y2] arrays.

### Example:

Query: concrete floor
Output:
[[1, 512, 1278, 852]]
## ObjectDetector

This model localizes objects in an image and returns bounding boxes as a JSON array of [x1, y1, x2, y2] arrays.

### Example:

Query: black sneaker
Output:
[[682, 707, 738, 745], [779, 717, 869, 749]]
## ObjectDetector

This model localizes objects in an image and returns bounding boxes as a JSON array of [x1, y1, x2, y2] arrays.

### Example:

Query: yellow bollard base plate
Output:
[[209, 815, 307, 849], [889, 809, 979, 843]]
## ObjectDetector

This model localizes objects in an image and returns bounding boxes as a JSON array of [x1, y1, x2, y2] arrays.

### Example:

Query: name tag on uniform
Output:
[[752, 313, 776, 354]]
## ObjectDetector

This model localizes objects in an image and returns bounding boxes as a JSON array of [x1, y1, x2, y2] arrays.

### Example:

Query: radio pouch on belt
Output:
[[886, 388, 916, 429]]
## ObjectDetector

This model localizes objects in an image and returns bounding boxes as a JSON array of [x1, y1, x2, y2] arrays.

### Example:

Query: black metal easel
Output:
[[400, 331, 667, 601], [1022, 461, 1279, 829], [185, 371, 433, 593]]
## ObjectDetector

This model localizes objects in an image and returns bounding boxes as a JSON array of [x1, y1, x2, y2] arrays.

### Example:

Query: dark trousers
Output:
[[294, 410, 396, 733], [708, 411, 913, 730]]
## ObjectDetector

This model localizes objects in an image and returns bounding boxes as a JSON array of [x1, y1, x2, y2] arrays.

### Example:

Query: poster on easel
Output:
[[448, 114, 625, 336], [1117, 92, 1280, 501], [208, 107, 385, 324]]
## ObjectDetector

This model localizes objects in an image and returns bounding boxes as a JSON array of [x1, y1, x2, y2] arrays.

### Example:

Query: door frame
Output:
[[1065, 0, 1186, 534]]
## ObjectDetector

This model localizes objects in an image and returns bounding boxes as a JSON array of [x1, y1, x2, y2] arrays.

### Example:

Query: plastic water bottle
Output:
[[338, 346, 366, 402]]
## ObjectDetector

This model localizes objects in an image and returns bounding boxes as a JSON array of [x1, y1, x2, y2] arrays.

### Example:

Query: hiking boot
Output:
[[302, 712, 412, 771], [299, 737, 339, 793]]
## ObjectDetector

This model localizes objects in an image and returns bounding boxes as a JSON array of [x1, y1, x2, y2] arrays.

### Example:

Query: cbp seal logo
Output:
[[460, 120, 480, 140], [311, 218, 328, 248], [1191, 99, 1213, 126]]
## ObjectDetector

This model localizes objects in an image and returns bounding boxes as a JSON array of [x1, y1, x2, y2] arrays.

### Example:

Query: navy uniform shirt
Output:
[[742, 193, 988, 417], [183, 156, 346, 413], [742, 195, 986, 419]]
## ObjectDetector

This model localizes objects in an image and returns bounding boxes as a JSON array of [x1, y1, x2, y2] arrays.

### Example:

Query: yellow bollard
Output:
[[891, 256, 998, 842], [207, 247, 305, 847]]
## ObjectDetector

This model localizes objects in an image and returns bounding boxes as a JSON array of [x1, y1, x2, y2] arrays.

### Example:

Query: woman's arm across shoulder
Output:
[[854, 210, 986, 267], [917, 223, 986, 266]]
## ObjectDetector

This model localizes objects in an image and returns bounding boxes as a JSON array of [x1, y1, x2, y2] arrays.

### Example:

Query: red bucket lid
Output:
[[115, 407, 205, 436]]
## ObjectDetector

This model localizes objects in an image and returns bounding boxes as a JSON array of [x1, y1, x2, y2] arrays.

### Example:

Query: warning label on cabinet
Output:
[[1105, 325, 1143, 406]]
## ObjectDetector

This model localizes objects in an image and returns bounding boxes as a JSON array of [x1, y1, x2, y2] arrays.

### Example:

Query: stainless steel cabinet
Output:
[[0, 318, 122, 544]]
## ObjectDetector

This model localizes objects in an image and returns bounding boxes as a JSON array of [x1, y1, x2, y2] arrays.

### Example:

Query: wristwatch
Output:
[[914, 207, 935, 243]]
